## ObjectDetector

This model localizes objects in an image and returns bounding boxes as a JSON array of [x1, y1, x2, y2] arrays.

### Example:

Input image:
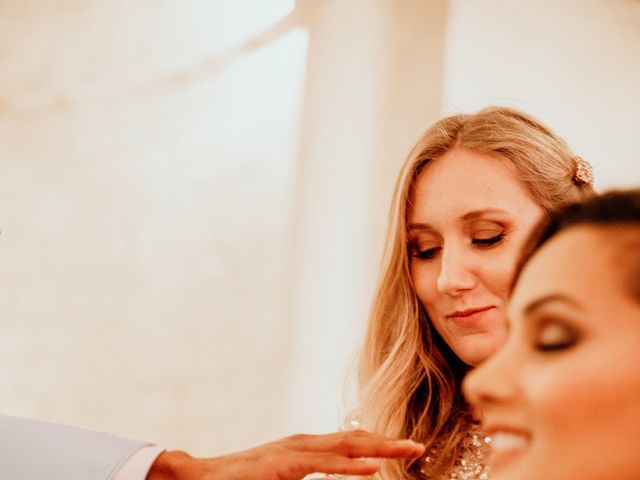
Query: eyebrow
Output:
[[522, 294, 583, 316], [407, 208, 512, 232]]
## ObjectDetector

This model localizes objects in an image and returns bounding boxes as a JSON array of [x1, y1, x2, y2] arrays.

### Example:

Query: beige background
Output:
[[0, 0, 638, 456]]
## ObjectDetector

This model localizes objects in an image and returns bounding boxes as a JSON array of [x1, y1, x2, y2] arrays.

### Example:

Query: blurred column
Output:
[[284, 0, 449, 433]]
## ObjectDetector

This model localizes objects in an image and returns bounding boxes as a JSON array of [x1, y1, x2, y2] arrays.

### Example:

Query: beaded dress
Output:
[[419, 426, 491, 480]]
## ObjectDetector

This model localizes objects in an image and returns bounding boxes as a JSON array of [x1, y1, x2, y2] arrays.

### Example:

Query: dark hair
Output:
[[514, 188, 640, 299]]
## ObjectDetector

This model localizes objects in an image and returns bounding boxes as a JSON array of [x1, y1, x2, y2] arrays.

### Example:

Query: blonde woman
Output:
[[356, 106, 595, 479]]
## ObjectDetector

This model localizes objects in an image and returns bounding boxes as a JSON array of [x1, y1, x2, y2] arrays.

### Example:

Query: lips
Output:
[[448, 306, 494, 317], [446, 306, 495, 325]]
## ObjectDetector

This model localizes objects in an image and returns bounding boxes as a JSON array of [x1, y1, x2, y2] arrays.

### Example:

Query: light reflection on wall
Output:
[[0, 0, 307, 454]]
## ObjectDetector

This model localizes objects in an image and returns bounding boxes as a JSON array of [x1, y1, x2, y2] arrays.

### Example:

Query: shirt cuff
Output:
[[113, 445, 165, 480]]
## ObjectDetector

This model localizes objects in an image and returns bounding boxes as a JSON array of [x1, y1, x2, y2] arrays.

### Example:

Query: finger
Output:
[[284, 452, 381, 478], [339, 431, 425, 458], [331, 437, 425, 459], [285, 431, 425, 459], [363, 438, 425, 459]]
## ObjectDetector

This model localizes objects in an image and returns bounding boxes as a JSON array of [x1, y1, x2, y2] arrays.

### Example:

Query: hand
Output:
[[146, 430, 425, 480]]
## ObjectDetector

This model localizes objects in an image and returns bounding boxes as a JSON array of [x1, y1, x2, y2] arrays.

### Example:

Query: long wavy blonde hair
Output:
[[356, 106, 595, 479]]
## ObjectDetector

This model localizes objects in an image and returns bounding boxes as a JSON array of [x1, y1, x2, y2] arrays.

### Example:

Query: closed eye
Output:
[[535, 321, 580, 352], [414, 247, 440, 260], [472, 232, 504, 247]]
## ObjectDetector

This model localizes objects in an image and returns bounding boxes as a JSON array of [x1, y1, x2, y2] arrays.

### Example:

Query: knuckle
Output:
[[334, 463, 349, 475], [335, 437, 355, 455], [284, 433, 308, 443], [275, 464, 296, 480], [273, 456, 307, 480], [339, 431, 356, 442]]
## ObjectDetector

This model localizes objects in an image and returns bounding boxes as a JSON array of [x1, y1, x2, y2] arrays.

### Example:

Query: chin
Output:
[[490, 469, 526, 480], [488, 458, 534, 480], [458, 344, 499, 367], [455, 336, 504, 367]]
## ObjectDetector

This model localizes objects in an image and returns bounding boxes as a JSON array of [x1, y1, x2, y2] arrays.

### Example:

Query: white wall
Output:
[[0, 0, 306, 454], [442, 0, 640, 189], [0, 0, 447, 453], [283, 0, 448, 433]]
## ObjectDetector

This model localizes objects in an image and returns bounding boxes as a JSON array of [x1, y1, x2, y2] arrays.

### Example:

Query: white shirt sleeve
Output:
[[0, 414, 153, 480], [113, 445, 165, 480]]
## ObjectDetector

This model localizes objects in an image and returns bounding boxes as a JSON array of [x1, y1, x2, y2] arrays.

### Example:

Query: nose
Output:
[[436, 246, 477, 296], [463, 344, 518, 409]]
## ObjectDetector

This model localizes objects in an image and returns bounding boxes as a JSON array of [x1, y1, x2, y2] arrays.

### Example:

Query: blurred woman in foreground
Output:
[[464, 189, 640, 480]]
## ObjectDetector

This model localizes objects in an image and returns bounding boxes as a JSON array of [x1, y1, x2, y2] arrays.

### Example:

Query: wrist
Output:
[[146, 450, 192, 480]]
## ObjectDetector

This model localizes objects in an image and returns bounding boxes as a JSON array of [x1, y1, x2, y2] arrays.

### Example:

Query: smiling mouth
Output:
[[446, 306, 495, 326], [487, 431, 530, 470], [447, 306, 495, 318]]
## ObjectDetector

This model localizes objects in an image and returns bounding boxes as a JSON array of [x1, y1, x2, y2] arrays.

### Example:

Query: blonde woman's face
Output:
[[408, 147, 544, 366], [463, 226, 640, 480]]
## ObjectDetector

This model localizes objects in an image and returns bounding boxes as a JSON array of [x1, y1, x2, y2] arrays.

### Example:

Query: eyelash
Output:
[[472, 232, 505, 247], [413, 247, 439, 260], [534, 322, 580, 352], [411, 232, 505, 260]]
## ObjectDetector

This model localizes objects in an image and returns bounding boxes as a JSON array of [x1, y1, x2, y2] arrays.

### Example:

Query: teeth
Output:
[[490, 432, 528, 452]]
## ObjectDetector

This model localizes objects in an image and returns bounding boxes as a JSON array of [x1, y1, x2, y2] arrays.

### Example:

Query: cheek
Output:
[[529, 364, 603, 428], [478, 256, 515, 299], [485, 237, 529, 291], [410, 263, 437, 307], [525, 345, 640, 449]]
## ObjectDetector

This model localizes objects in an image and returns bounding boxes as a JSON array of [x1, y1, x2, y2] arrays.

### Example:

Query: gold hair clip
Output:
[[573, 156, 594, 186]]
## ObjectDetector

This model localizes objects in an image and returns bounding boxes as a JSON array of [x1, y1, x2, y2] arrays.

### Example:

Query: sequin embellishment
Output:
[[421, 428, 491, 480]]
